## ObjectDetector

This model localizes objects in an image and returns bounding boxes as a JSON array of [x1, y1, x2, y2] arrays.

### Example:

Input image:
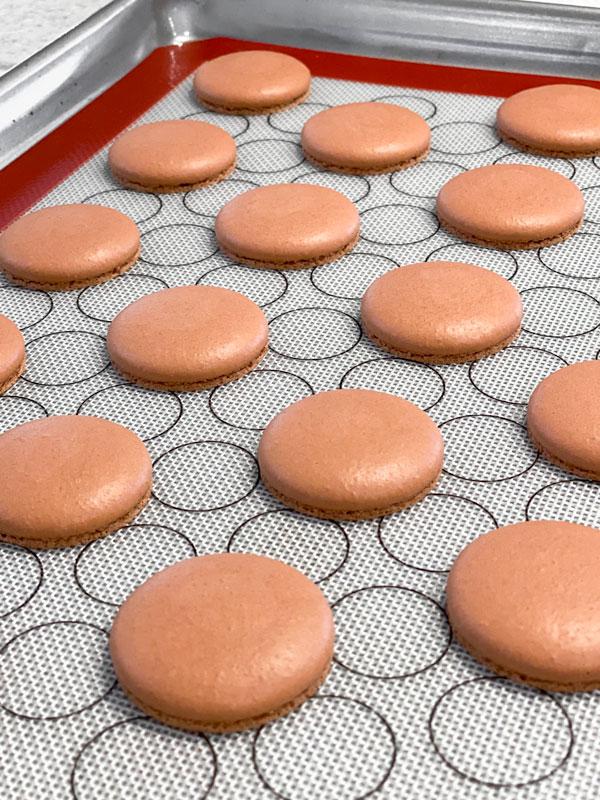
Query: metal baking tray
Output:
[[2, 1, 600, 798]]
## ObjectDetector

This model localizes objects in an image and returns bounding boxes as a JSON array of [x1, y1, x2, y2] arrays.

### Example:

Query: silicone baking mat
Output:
[[3, 60, 600, 800]]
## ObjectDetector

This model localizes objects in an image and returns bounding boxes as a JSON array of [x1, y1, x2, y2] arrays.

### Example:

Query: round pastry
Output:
[[215, 183, 360, 269], [436, 164, 584, 249], [0, 314, 25, 393], [528, 360, 600, 480], [110, 553, 334, 732], [361, 261, 523, 363], [497, 83, 600, 158], [108, 120, 236, 193], [301, 101, 431, 174], [194, 50, 311, 114], [447, 519, 600, 691], [258, 388, 443, 520], [0, 204, 140, 290], [107, 285, 268, 391], [0, 415, 152, 548]]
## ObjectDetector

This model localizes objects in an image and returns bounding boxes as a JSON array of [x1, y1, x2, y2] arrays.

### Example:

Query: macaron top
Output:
[[0, 314, 25, 384], [258, 388, 443, 513], [108, 120, 236, 187], [361, 261, 523, 357], [194, 50, 311, 111], [436, 164, 584, 244], [447, 520, 600, 686], [215, 183, 360, 264], [497, 83, 600, 154], [528, 360, 600, 474], [107, 285, 268, 384], [0, 204, 140, 285], [301, 102, 431, 169], [110, 553, 334, 725], [0, 415, 152, 543]]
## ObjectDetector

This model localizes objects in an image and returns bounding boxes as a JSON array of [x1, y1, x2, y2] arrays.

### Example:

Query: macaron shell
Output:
[[0, 415, 152, 546], [436, 164, 584, 246], [194, 50, 311, 112], [110, 554, 334, 728], [107, 285, 268, 388], [361, 261, 523, 360], [301, 102, 431, 172], [0, 314, 25, 390], [0, 204, 140, 287], [447, 520, 600, 690]]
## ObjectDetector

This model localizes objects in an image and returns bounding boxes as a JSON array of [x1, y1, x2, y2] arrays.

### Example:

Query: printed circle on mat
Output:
[[493, 152, 576, 180], [228, 510, 348, 583], [196, 263, 288, 307], [538, 233, 600, 279], [0, 395, 48, 434], [431, 122, 500, 155], [183, 109, 249, 137], [0, 283, 52, 330], [236, 138, 305, 173], [71, 717, 216, 800], [253, 696, 396, 800], [140, 224, 217, 267], [440, 415, 537, 481], [582, 185, 600, 223], [378, 494, 497, 573], [429, 678, 573, 787], [184, 179, 260, 217], [77, 384, 183, 442], [83, 188, 162, 224], [469, 346, 567, 405], [521, 286, 600, 337], [268, 102, 331, 134], [360, 204, 439, 245], [426, 242, 518, 280], [209, 369, 314, 430], [526, 479, 600, 527], [0, 543, 42, 618], [332, 586, 451, 678], [391, 161, 466, 198], [24, 330, 109, 386], [269, 307, 362, 361], [371, 93, 437, 120], [311, 252, 397, 300], [74, 524, 197, 606], [292, 170, 370, 203], [0, 621, 115, 720], [77, 273, 169, 323], [152, 440, 259, 511], [340, 357, 444, 411]]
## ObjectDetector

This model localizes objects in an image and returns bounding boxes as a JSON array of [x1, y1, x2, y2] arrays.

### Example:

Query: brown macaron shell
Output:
[[215, 183, 360, 269], [108, 120, 236, 193], [0, 204, 140, 290], [301, 102, 431, 174], [447, 520, 600, 691], [194, 50, 311, 114], [0, 314, 25, 392], [361, 261, 523, 363], [528, 360, 600, 480], [0, 415, 152, 549], [110, 553, 334, 732], [497, 84, 600, 158], [258, 388, 444, 520], [107, 285, 268, 391], [436, 164, 584, 249]]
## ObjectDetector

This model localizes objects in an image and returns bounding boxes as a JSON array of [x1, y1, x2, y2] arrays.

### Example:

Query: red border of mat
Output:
[[2, 35, 600, 229]]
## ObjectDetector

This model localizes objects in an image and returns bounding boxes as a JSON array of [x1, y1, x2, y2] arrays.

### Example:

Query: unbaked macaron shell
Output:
[[436, 163, 584, 249], [0, 314, 25, 393], [108, 119, 236, 193], [258, 388, 444, 520], [447, 519, 600, 691], [215, 183, 360, 269], [301, 101, 431, 174], [361, 261, 523, 363], [110, 553, 334, 732], [0, 204, 140, 290], [0, 415, 152, 548], [194, 50, 311, 114]]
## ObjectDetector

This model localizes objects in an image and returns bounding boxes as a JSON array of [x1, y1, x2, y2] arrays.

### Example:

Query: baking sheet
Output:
[[2, 72, 600, 799]]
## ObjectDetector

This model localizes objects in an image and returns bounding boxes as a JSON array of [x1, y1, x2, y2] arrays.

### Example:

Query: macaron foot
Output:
[[303, 147, 430, 175], [438, 214, 582, 250], [111, 161, 236, 194], [0, 355, 25, 394], [197, 89, 310, 116]]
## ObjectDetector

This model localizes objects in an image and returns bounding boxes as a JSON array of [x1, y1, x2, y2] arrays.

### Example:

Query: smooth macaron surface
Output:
[[447, 520, 600, 690], [110, 553, 334, 731], [0, 314, 25, 389], [301, 101, 431, 173], [0, 415, 152, 547], [258, 388, 443, 518], [194, 50, 311, 113], [361, 261, 523, 361], [0, 204, 140, 288]]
